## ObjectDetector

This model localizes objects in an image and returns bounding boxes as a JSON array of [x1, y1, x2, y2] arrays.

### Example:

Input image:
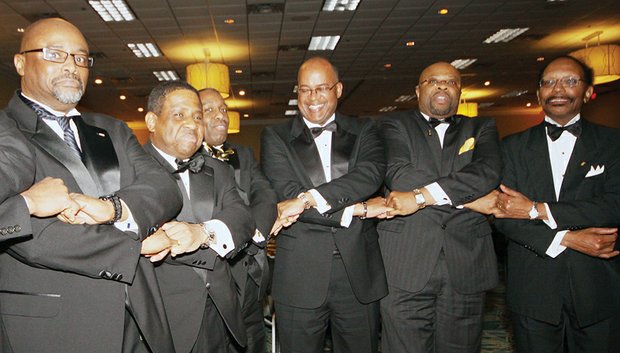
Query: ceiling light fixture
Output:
[[239, 90, 246, 96], [224, 18, 235, 24], [450, 58, 478, 70], [501, 90, 528, 98], [94, 78, 103, 84], [227, 111, 240, 134], [379, 106, 397, 112], [394, 95, 415, 102], [438, 8, 449, 15], [406, 41, 415, 47], [323, 0, 361, 12], [285, 110, 298, 116], [288, 99, 298, 106], [153, 71, 180, 81], [570, 31, 620, 85], [138, 107, 144, 112], [186, 50, 230, 98], [526, 102, 532, 107], [127, 43, 161, 58], [89, 0, 135, 22], [384, 63, 392, 68], [243, 114, 249, 118], [483, 28, 529, 44], [308, 36, 341, 51], [484, 81, 491, 86], [457, 101, 478, 117], [537, 56, 545, 62], [17, 28, 24, 33], [235, 69, 243, 74], [119, 95, 126, 100]]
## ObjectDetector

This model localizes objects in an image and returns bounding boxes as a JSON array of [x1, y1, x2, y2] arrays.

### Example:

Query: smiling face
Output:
[[147, 89, 204, 160], [199, 89, 229, 147], [415, 62, 461, 119], [297, 57, 342, 125], [14, 18, 89, 113], [537, 57, 594, 125]]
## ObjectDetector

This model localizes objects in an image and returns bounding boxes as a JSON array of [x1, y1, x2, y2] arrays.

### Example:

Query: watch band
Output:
[[297, 192, 311, 210], [528, 201, 539, 219], [98, 193, 122, 225], [359, 201, 368, 219], [412, 189, 426, 209]]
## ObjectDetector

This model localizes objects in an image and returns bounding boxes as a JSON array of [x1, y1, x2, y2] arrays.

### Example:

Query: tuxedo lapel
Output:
[[439, 115, 462, 176], [412, 111, 441, 173], [331, 115, 355, 180], [189, 163, 215, 223], [527, 124, 557, 201], [75, 117, 120, 195], [290, 116, 327, 187], [222, 143, 249, 204], [559, 121, 596, 201]]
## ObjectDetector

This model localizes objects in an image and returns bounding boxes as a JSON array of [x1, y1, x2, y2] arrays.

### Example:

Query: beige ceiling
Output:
[[0, 0, 619, 125]]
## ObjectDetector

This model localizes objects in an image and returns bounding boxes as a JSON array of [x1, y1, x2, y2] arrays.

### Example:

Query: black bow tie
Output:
[[310, 121, 337, 138], [428, 116, 454, 129], [544, 121, 582, 141], [175, 153, 206, 174]]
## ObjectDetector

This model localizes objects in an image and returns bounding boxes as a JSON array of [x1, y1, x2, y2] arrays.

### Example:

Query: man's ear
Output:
[[14, 54, 25, 77], [145, 112, 158, 132]]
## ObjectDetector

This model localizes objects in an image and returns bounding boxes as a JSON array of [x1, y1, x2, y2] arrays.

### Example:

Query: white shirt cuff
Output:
[[114, 200, 138, 234], [340, 205, 355, 228], [426, 183, 452, 206], [253, 229, 266, 244], [542, 203, 558, 229], [545, 230, 568, 258], [203, 219, 235, 257], [307, 189, 331, 214]]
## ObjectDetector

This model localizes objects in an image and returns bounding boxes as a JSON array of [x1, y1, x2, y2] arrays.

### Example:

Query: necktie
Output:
[[175, 153, 206, 174], [544, 121, 581, 141], [310, 120, 337, 138], [208, 145, 235, 162], [24, 99, 82, 158]]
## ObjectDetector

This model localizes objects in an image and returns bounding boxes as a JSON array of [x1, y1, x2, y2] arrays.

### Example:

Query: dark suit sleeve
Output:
[[494, 139, 557, 256], [240, 146, 277, 240], [0, 115, 35, 204]]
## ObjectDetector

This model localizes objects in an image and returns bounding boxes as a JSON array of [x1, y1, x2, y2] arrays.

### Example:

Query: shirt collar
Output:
[[544, 114, 581, 127], [302, 113, 336, 129], [20, 92, 81, 117], [151, 143, 181, 170]]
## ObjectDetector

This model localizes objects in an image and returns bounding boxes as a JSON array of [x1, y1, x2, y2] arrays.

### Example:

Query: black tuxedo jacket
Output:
[[378, 110, 501, 294], [260, 113, 388, 308], [220, 142, 277, 303], [0, 114, 35, 243], [495, 119, 620, 327], [0, 92, 182, 353], [144, 141, 254, 352]]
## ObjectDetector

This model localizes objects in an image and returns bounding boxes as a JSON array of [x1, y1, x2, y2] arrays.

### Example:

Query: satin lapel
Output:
[[527, 124, 557, 201], [412, 111, 442, 173], [439, 115, 461, 175], [331, 118, 355, 179], [222, 143, 249, 204], [75, 117, 120, 195], [290, 117, 326, 187], [559, 121, 596, 201], [189, 162, 215, 223]]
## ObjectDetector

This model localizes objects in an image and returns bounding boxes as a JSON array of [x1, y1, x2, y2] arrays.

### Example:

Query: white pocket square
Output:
[[585, 165, 604, 178]]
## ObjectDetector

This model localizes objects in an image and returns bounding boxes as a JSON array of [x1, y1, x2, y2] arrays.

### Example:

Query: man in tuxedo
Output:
[[0, 18, 182, 353], [200, 88, 277, 353], [260, 56, 389, 353], [378, 61, 502, 353], [493, 56, 620, 352], [143, 81, 254, 353]]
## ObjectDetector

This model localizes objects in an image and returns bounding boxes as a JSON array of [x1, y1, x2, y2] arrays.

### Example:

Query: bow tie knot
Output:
[[175, 153, 206, 174], [428, 116, 454, 129], [544, 121, 581, 141], [310, 121, 337, 138]]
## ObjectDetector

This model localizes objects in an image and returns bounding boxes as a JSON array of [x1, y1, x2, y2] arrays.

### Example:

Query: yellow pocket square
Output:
[[458, 137, 475, 155]]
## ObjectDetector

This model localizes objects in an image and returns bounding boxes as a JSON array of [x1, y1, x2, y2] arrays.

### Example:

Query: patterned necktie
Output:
[[208, 145, 235, 162], [310, 120, 337, 138], [24, 98, 82, 158], [175, 153, 206, 174], [544, 121, 582, 141]]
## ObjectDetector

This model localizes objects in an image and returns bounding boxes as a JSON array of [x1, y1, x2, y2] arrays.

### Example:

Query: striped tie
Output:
[[25, 99, 82, 158]]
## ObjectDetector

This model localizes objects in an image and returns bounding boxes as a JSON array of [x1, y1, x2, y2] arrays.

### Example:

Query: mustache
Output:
[[545, 95, 574, 104], [52, 73, 83, 85]]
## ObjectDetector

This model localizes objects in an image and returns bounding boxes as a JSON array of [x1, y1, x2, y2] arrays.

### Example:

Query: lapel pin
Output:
[[580, 161, 586, 166], [97, 132, 106, 137]]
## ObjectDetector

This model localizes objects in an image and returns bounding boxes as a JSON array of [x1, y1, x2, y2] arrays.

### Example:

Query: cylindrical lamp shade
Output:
[[186, 62, 230, 98], [227, 111, 240, 134], [570, 44, 620, 85], [457, 102, 478, 117]]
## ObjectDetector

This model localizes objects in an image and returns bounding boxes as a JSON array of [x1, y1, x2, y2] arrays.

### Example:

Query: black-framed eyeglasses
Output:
[[20, 48, 94, 68], [419, 79, 460, 87], [539, 77, 583, 88], [298, 82, 339, 96]]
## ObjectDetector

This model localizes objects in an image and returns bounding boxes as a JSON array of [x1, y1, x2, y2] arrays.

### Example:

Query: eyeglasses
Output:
[[298, 82, 339, 97], [539, 77, 583, 88], [419, 79, 460, 87], [20, 48, 94, 68]]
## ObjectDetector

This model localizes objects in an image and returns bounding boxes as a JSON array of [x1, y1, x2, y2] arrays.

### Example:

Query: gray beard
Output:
[[53, 87, 83, 105]]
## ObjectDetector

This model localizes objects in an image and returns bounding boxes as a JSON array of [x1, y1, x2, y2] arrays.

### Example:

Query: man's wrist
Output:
[[412, 189, 426, 209], [200, 223, 216, 249], [297, 192, 312, 210], [99, 193, 122, 224]]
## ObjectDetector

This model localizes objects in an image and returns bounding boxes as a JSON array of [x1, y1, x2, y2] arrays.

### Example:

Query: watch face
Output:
[[414, 192, 425, 205]]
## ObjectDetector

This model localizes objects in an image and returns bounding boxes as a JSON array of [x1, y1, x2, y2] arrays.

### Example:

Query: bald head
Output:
[[14, 18, 89, 113], [296, 57, 342, 125], [415, 61, 462, 119], [298, 57, 339, 82]]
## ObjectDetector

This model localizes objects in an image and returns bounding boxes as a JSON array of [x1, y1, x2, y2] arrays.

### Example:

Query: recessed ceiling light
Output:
[[127, 43, 161, 58], [138, 107, 144, 112], [450, 58, 478, 70], [384, 63, 392, 68], [501, 90, 529, 98], [526, 102, 532, 107], [484, 81, 491, 86], [379, 106, 397, 112], [537, 56, 545, 62], [308, 36, 341, 51], [243, 114, 249, 118], [94, 78, 103, 84], [483, 28, 529, 43], [89, 0, 135, 22], [288, 99, 298, 106], [119, 95, 126, 100], [285, 110, 298, 116], [405, 41, 415, 47], [224, 18, 235, 24], [235, 69, 243, 74], [323, 0, 361, 12], [17, 28, 24, 33], [293, 85, 298, 93], [438, 8, 449, 15], [394, 95, 415, 102], [153, 70, 179, 81], [239, 90, 246, 96]]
